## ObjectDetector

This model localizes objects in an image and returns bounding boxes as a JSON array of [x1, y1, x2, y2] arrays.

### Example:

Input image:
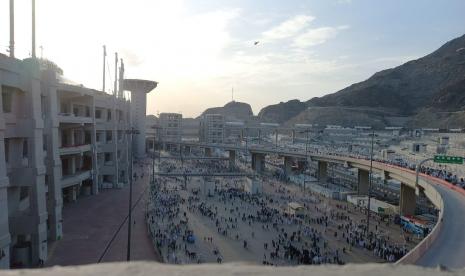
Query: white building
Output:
[[199, 114, 224, 144], [0, 53, 155, 268], [159, 113, 182, 143]]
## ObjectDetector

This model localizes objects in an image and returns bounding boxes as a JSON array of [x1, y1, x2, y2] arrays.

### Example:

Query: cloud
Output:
[[262, 15, 315, 41], [292, 25, 349, 48]]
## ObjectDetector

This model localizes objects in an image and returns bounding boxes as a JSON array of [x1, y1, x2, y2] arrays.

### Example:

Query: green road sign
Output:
[[433, 155, 464, 164]]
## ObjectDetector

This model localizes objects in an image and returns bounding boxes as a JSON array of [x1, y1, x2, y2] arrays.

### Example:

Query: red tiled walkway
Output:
[[46, 164, 161, 266]]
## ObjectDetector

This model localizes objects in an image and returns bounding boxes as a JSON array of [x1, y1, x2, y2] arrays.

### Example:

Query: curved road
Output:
[[416, 180, 465, 268]]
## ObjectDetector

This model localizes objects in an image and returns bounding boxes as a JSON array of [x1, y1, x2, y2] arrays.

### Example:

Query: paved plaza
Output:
[[46, 161, 161, 266], [146, 156, 419, 265]]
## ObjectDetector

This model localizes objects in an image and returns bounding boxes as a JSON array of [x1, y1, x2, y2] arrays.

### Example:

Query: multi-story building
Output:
[[199, 114, 224, 144], [0, 53, 155, 268], [159, 113, 182, 142]]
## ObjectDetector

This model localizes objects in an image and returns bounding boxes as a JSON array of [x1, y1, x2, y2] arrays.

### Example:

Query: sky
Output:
[[1, 0, 465, 118]]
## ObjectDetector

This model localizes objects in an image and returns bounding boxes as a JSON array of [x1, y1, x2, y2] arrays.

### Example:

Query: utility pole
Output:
[[126, 128, 139, 261], [9, 0, 14, 58], [366, 130, 375, 236], [102, 45, 106, 92], [31, 0, 36, 58]]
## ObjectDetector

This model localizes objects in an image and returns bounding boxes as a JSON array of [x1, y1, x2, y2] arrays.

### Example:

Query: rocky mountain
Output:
[[199, 101, 254, 121], [257, 100, 307, 124], [258, 34, 465, 127]]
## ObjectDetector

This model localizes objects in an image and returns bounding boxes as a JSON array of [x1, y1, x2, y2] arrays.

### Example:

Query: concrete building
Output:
[[159, 113, 182, 143], [124, 79, 157, 159], [224, 121, 244, 144], [0, 53, 156, 268], [199, 114, 224, 144]]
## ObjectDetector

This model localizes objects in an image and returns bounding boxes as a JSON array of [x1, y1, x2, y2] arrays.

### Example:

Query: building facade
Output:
[[199, 114, 224, 144], [159, 113, 182, 143], [0, 54, 154, 268]]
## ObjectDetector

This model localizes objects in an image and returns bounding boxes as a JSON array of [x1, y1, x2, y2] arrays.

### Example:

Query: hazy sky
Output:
[[1, 0, 465, 117]]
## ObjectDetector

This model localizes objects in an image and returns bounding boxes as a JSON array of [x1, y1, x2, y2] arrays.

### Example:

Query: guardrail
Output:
[[395, 175, 444, 264]]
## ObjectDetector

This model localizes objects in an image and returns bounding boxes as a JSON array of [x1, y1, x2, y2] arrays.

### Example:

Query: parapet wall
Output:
[[1, 262, 463, 276]]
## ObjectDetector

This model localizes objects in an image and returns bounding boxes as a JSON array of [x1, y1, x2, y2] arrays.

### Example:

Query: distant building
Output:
[[159, 113, 182, 142], [225, 121, 244, 143], [199, 114, 224, 144]]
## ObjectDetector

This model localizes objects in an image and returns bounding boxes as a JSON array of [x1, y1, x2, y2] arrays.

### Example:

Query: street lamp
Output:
[[299, 129, 312, 191], [366, 130, 378, 235], [125, 127, 139, 262]]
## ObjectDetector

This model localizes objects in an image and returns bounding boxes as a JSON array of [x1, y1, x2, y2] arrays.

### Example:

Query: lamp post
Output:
[[125, 127, 139, 261], [299, 129, 312, 191], [366, 130, 377, 236]]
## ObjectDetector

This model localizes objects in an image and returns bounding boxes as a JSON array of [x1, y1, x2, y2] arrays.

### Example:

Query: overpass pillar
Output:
[[400, 183, 416, 216], [318, 161, 328, 183], [228, 150, 236, 171], [292, 130, 296, 144], [184, 145, 191, 156], [251, 152, 265, 174], [204, 147, 212, 157], [383, 170, 391, 185], [358, 169, 369, 195], [284, 156, 293, 177], [258, 129, 261, 144], [297, 160, 306, 171]]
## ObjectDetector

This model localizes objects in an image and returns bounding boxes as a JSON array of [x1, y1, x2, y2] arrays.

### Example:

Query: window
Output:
[[104, 153, 111, 163], [96, 109, 102, 119], [2, 87, 13, 113], [107, 110, 112, 121], [4, 139, 9, 163], [22, 140, 28, 158]]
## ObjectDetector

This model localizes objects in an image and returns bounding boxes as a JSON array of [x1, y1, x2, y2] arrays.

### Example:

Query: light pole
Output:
[[366, 130, 376, 235], [152, 136, 156, 185], [125, 127, 139, 261], [300, 129, 312, 191]]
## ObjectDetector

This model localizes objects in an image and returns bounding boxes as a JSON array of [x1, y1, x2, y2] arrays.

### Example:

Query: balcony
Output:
[[58, 113, 92, 124], [61, 170, 92, 188], [59, 144, 92, 155]]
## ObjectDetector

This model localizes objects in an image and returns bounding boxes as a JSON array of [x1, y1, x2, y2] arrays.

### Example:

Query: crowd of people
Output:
[[145, 156, 415, 265]]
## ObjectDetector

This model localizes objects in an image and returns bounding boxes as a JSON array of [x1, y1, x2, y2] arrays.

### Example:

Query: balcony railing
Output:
[[58, 113, 92, 124], [61, 170, 92, 188], [59, 144, 92, 155]]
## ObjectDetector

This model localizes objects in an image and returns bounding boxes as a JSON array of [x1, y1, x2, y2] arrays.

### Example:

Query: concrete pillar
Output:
[[400, 183, 416, 216], [318, 161, 328, 183], [228, 150, 236, 170], [291, 130, 295, 144], [258, 129, 261, 144], [383, 170, 390, 185], [25, 60, 48, 265], [204, 147, 212, 157], [43, 69, 63, 241], [284, 156, 293, 177], [0, 84, 11, 268], [251, 152, 265, 174], [358, 169, 369, 195]]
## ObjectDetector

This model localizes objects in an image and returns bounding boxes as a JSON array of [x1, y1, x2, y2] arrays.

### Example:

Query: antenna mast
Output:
[[102, 45, 106, 92], [32, 0, 36, 58], [9, 0, 14, 58]]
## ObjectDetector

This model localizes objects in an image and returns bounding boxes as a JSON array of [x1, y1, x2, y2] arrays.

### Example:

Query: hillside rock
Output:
[[199, 101, 254, 121], [307, 34, 465, 115], [257, 100, 307, 124]]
